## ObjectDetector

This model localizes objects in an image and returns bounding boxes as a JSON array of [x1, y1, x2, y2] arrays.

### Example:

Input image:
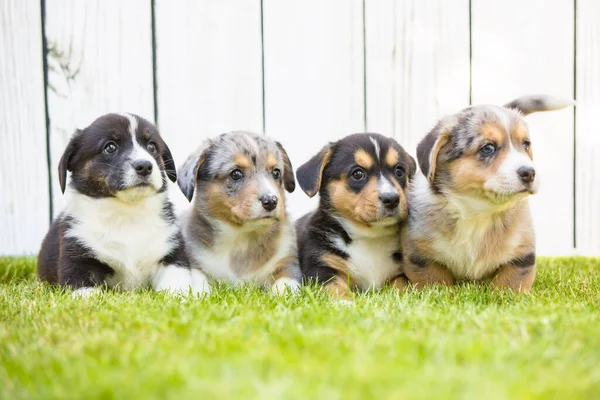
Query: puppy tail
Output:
[[504, 95, 575, 115]]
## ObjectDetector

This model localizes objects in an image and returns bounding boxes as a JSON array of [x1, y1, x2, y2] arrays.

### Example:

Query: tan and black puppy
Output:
[[177, 131, 301, 294], [405, 95, 574, 291], [296, 133, 416, 298]]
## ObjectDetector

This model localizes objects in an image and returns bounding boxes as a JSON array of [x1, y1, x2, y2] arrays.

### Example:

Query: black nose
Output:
[[133, 160, 153, 177], [379, 193, 400, 209], [260, 195, 278, 211], [517, 167, 535, 183]]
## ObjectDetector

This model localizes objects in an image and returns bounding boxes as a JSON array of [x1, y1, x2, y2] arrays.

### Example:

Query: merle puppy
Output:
[[37, 113, 209, 297]]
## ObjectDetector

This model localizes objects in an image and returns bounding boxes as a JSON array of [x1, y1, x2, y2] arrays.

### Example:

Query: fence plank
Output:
[[576, 0, 600, 254], [155, 0, 263, 173], [263, 0, 365, 219], [365, 0, 470, 156], [471, 0, 574, 255], [45, 0, 154, 215], [0, 0, 49, 255]]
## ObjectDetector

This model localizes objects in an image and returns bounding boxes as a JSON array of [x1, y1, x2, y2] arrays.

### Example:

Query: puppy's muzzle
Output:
[[260, 194, 278, 212], [133, 160, 153, 177], [517, 166, 535, 184], [379, 192, 400, 210]]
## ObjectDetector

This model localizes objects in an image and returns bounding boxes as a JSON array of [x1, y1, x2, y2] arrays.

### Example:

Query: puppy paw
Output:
[[71, 287, 101, 299], [153, 265, 195, 295], [271, 277, 300, 296], [190, 269, 212, 295], [333, 299, 354, 307]]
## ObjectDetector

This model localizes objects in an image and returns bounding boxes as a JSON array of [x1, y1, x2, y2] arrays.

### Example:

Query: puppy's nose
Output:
[[517, 166, 535, 183], [260, 194, 278, 211], [133, 160, 153, 177], [379, 193, 400, 209]]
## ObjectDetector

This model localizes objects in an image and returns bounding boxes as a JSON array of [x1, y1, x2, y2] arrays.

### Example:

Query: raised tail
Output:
[[503, 95, 575, 115]]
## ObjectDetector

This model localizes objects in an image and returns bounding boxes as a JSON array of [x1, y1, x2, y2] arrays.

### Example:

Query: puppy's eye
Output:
[[480, 143, 497, 156], [147, 141, 157, 154], [523, 140, 531, 150], [351, 168, 366, 181], [103, 142, 117, 154], [394, 165, 405, 179], [230, 169, 244, 181], [272, 168, 281, 180]]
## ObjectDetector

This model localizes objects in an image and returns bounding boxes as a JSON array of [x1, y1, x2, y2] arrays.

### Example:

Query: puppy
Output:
[[37, 113, 209, 297], [404, 95, 574, 291], [296, 133, 416, 298], [177, 131, 301, 294]]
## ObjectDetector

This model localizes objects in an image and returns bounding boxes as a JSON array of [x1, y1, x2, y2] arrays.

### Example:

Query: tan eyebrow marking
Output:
[[385, 148, 399, 167], [354, 149, 373, 169], [267, 153, 277, 169], [233, 153, 252, 169], [480, 123, 506, 144]]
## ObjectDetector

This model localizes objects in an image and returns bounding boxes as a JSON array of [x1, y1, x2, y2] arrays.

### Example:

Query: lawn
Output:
[[1, 257, 599, 399]]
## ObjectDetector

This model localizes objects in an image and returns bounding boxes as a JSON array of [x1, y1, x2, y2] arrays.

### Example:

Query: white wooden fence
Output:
[[1, 0, 598, 256]]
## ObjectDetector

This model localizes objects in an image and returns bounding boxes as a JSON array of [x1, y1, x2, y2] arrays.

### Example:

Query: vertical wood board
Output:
[[365, 0, 470, 157], [576, 0, 600, 254], [0, 0, 49, 255], [263, 0, 365, 219], [45, 0, 155, 215], [471, 0, 575, 255]]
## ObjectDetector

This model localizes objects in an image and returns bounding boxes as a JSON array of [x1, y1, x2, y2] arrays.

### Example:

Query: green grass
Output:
[[1, 257, 600, 399]]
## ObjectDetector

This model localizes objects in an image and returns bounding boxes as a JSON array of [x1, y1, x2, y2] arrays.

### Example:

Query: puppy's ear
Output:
[[161, 144, 177, 183], [406, 153, 417, 179], [416, 124, 451, 184], [296, 144, 333, 198], [177, 144, 213, 202], [503, 95, 575, 116], [276, 141, 295, 193], [58, 130, 82, 194]]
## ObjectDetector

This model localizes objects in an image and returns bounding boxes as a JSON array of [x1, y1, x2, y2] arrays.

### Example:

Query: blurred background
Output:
[[1, 0, 598, 256]]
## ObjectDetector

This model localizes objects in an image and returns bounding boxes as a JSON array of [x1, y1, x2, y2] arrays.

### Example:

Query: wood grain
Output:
[[365, 0, 470, 156], [155, 0, 263, 171], [45, 0, 154, 215], [263, 0, 365, 219], [471, 0, 575, 255], [575, 0, 600, 254], [0, 0, 49, 255]]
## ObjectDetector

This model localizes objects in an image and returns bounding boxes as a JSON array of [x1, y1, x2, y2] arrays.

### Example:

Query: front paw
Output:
[[190, 268, 212, 295], [152, 265, 195, 295], [271, 277, 300, 296], [71, 287, 102, 299]]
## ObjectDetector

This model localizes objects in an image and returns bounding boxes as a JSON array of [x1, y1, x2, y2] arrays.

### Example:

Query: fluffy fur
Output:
[[37, 113, 210, 295], [296, 133, 416, 298], [404, 95, 574, 291], [177, 131, 300, 294]]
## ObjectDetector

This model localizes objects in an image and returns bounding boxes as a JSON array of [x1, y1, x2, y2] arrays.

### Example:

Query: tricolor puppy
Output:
[[37, 113, 209, 297], [404, 95, 574, 291], [296, 133, 416, 298], [177, 131, 301, 294]]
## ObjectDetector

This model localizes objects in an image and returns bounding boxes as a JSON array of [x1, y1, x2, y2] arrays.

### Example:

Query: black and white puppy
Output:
[[296, 133, 416, 298], [37, 113, 209, 297]]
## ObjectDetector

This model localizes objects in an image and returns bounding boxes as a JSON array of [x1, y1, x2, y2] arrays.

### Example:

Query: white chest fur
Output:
[[64, 191, 178, 290], [430, 214, 523, 280], [336, 221, 401, 290], [184, 215, 295, 285]]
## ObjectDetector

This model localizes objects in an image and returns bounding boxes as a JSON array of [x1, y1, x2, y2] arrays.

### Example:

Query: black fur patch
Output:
[[159, 233, 190, 268], [510, 252, 536, 269], [409, 254, 427, 269]]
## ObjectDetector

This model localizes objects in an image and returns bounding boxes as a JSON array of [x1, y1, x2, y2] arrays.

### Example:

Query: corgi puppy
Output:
[[296, 133, 416, 298], [38, 113, 209, 297], [177, 131, 301, 294], [404, 95, 574, 291]]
